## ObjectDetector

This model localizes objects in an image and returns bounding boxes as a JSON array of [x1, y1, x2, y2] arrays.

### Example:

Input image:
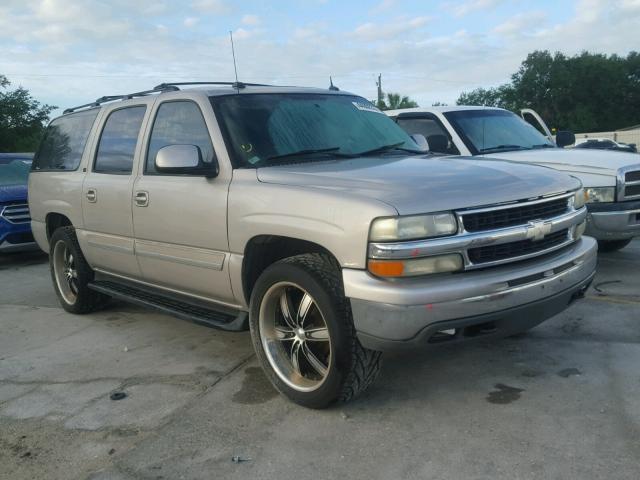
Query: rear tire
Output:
[[598, 239, 632, 252], [249, 253, 382, 408], [49, 226, 109, 314]]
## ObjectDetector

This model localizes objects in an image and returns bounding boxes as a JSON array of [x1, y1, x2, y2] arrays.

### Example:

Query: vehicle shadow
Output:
[[347, 328, 587, 410], [0, 250, 48, 270]]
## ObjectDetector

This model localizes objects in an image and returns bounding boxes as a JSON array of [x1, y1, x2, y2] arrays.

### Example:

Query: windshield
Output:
[[0, 160, 30, 186], [211, 93, 419, 167], [444, 109, 555, 155]]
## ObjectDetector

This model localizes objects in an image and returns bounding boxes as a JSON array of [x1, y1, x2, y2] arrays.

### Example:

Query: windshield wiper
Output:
[[261, 147, 353, 165], [531, 144, 556, 149], [355, 142, 424, 156], [479, 145, 531, 153]]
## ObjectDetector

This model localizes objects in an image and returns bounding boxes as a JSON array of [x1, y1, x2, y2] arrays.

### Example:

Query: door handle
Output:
[[86, 188, 97, 203], [134, 191, 149, 207]]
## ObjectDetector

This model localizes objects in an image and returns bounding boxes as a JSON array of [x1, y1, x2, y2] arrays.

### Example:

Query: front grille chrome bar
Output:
[[617, 164, 640, 202], [0, 204, 31, 224], [368, 205, 587, 270]]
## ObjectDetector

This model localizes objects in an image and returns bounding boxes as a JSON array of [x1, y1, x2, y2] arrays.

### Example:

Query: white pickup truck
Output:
[[388, 106, 640, 251]]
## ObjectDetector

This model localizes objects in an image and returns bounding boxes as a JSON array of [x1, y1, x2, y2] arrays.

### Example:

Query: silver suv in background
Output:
[[29, 83, 596, 407]]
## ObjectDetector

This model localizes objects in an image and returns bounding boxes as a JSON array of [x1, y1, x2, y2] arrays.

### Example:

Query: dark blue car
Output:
[[0, 153, 38, 253]]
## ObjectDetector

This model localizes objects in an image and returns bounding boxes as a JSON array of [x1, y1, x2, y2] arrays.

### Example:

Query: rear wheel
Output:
[[598, 239, 632, 252], [249, 253, 382, 408], [50, 227, 109, 314]]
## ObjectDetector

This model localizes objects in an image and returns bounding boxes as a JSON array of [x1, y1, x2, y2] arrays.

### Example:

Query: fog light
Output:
[[574, 221, 586, 240], [368, 254, 463, 278]]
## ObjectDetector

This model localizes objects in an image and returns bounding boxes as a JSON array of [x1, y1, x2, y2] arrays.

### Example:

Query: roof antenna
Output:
[[329, 76, 339, 91], [229, 30, 242, 92]]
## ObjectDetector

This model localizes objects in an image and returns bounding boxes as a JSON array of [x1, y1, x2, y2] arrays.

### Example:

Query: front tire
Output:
[[598, 238, 632, 252], [49, 226, 109, 314], [249, 253, 382, 408]]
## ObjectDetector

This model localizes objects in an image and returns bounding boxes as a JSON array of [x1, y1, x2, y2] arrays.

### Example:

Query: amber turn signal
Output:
[[368, 260, 405, 277]]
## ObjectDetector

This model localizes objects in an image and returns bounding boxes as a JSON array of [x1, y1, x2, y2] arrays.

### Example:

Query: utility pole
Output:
[[376, 73, 383, 106]]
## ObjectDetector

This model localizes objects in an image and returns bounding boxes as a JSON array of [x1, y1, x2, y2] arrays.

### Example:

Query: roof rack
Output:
[[153, 81, 271, 90], [62, 81, 273, 115], [62, 84, 180, 114]]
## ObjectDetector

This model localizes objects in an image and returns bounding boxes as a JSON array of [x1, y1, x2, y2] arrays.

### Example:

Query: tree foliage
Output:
[[456, 51, 640, 133], [376, 92, 419, 111], [0, 75, 56, 152]]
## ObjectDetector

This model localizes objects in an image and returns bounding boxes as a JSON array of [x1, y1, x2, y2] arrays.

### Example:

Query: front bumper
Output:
[[0, 218, 38, 253], [344, 237, 597, 351], [586, 200, 640, 240]]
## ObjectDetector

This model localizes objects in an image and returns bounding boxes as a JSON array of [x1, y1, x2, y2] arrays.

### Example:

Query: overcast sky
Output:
[[1, 0, 639, 117]]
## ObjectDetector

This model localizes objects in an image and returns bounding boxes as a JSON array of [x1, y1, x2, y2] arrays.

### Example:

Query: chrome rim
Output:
[[53, 240, 79, 305], [259, 282, 332, 392]]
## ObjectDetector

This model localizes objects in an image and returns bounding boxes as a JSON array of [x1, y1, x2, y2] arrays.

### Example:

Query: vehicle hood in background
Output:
[[483, 148, 640, 181], [0, 184, 28, 203], [257, 155, 580, 216]]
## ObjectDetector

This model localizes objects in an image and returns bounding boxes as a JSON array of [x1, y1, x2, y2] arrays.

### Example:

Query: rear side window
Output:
[[396, 116, 460, 155], [32, 109, 99, 171], [397, 117, 447, 138], [94, 106, 146, 174], [146, 101, 215, 174]]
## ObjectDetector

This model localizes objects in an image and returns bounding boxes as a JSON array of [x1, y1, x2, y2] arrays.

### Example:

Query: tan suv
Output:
[[29, 82, 597, 408]]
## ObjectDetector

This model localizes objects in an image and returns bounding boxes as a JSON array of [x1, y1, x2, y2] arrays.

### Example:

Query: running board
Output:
[[88, 280, 248, 331]]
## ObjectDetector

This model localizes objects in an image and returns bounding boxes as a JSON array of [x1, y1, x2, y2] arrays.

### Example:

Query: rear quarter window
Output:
[[32, 109, 99, 171]]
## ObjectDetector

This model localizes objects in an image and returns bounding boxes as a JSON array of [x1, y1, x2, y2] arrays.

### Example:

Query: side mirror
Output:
[[410, 134, 430, 152], [555, 131, 575, 148], [427, 134, 449, 153], [155, 144, 218, 177]]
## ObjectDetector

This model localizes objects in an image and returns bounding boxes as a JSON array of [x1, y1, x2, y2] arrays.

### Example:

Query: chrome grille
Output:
[[368, 192, 584, 271], [626, 184, 640, 198], [461, 196, 569, 232], [1, 203, 31, 224], [468, 229, 569, 264], [619, 167, 640, 201]]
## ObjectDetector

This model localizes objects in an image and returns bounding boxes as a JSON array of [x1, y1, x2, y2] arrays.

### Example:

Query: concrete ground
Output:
[[1, 240, 639, 480]]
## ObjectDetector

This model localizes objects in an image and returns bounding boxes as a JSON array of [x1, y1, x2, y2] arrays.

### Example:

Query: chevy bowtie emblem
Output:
[[526, 220, 552, 241]]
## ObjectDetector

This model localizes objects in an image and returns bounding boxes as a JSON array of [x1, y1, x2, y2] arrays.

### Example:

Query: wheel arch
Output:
[[241, 235, 340, 305], [45, 212, 73, 241]]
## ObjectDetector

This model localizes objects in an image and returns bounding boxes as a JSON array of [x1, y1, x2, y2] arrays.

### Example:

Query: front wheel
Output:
[[598, 238, 632, 252], [249, 253, 382, 408], [49, 226, 109, 314]]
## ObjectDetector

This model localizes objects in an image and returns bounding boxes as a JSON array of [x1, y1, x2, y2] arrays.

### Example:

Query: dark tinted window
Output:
[[521, 112, 547, 135], [32, 109, 99, 171], [396, 116, 459, 154], [146, 101, 214, 174], [397, 117, 447, 138], [94, 106, 146, 174]]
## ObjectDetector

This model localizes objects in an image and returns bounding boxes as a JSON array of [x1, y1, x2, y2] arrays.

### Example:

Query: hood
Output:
[[0, 184, 28, 203], [257, 155, 580, 215], [483, 148, 640, 187]]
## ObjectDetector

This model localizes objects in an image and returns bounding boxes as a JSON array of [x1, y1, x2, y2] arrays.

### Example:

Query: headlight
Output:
[[368, 254, 463, 278], [370, 213, 457, 242], [584, 187, 615, 203], [573, 188, 586, 209]]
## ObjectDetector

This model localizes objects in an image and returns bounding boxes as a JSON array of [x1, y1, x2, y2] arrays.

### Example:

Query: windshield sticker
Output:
[[352, 101, 383, 114]]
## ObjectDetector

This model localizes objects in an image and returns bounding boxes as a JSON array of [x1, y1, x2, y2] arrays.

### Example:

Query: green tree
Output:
[[376, 92, 419, 110], [456, 51, 640, 133], [456, 84, 516, 110], [0, 75, 56, 152]]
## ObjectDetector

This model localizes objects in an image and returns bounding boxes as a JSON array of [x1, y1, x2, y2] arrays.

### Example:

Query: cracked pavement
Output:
[[1, 241, 639, 480]]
